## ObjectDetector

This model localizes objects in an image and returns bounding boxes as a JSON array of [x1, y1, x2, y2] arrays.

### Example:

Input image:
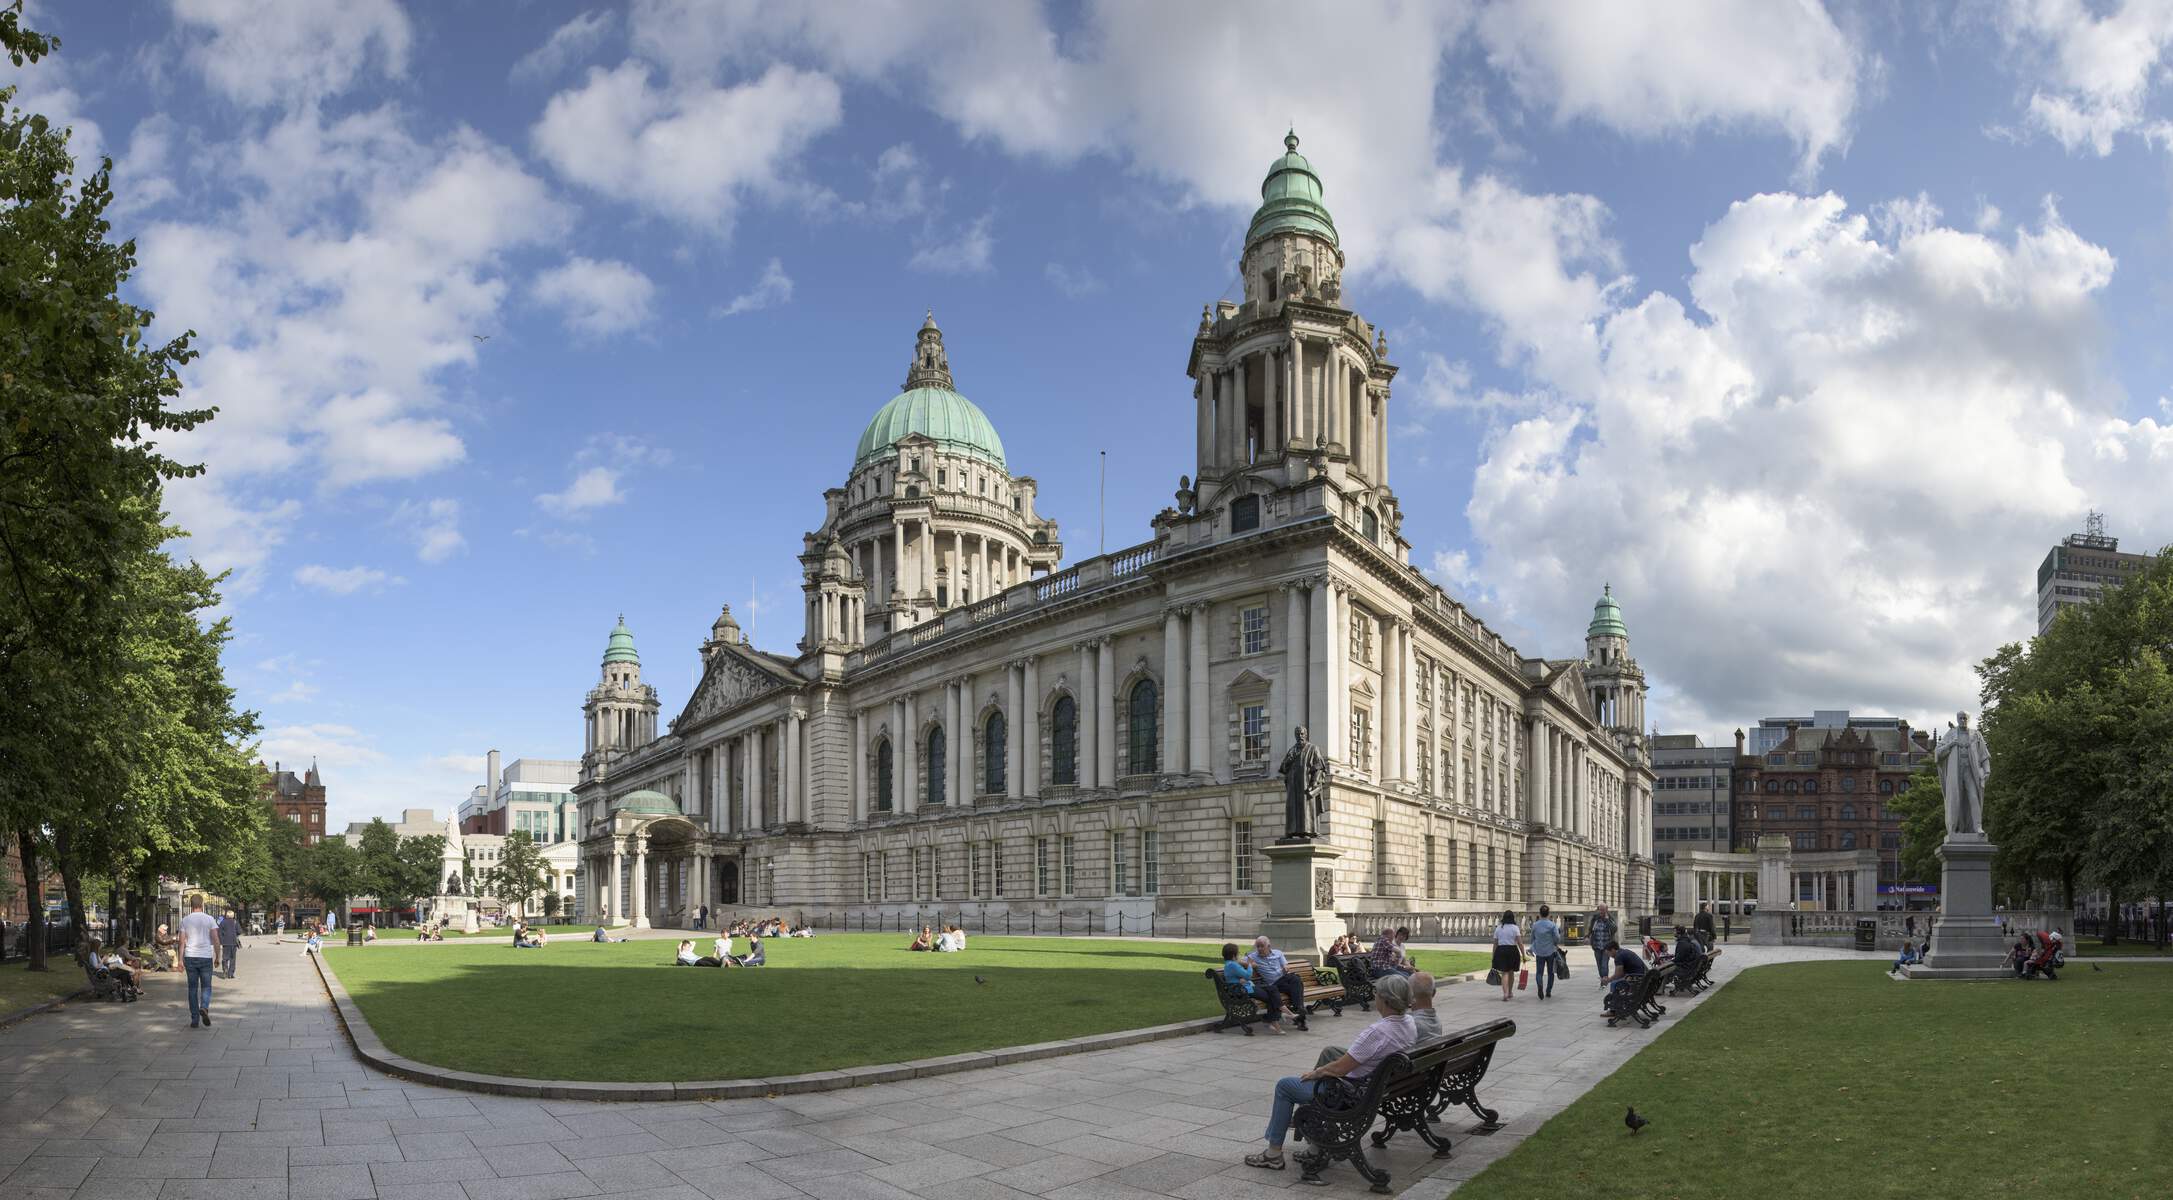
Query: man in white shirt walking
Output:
[[178, 895, 220, 1028]]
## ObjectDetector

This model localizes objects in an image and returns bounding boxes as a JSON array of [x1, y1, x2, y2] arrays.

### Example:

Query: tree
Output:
[[541, 890, 561, 921], [1, 0, 215, 972], [393, 834, 447, 911], [1887, 768, 1944, 888], [300, 837, 362, 926], [1979, 547, 2173, 934], [483, 832, 547, 920], [355, 820, 401, 922]]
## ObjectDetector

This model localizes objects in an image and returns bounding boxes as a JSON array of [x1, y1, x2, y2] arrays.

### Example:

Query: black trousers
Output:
[[1261, 973, 1305, 1020]]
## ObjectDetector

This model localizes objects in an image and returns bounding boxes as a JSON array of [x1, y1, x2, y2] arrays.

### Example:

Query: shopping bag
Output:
[[1518, 968, 1529, 990], [1558, 951, 1571, 978], [1485, 969, 1501, 986]]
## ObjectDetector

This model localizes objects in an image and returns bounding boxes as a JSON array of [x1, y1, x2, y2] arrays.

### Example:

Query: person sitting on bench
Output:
[[1244, 936, 1307, 1032], [1244, 974, 1415, 1173], [1220, 942, 1283, 1034], [1603, 939, 1647, 1007]]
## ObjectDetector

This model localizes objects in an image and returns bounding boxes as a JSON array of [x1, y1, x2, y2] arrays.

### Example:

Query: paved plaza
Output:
[[1, 938, 1861, 1200]]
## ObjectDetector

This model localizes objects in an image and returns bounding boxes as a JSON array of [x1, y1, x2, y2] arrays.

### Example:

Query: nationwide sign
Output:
[[1878, 884, 1938, 895]]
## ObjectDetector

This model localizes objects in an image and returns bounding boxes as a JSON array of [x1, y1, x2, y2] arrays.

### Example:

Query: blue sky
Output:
[[12, 1, 2173, 828]]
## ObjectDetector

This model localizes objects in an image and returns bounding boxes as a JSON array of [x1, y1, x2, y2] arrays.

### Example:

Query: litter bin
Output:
[[1855, 919, 1876, 952], [1638, 915, 1653, 938], [346, 924, 364, 947]]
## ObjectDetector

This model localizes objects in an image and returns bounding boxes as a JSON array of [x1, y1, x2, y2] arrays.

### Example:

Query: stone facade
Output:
[[573, 134, 1656, 930], [1729, 721, 1934, 896]]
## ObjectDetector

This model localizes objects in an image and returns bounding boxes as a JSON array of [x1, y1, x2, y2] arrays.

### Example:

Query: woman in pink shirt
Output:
[[1245, 974, 1416, 1171]]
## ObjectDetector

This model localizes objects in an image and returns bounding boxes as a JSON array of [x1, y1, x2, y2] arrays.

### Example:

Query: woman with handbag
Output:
[[1529, 904, 1564, 1000], [1490, 911, 1525, 1003]]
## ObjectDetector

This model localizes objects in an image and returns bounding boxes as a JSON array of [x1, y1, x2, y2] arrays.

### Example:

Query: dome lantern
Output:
[[1587, 585, 1628, 640], [1245, 129, 1339, 250], [602, 615, 640, 665], [853, 313, 1007, 471]]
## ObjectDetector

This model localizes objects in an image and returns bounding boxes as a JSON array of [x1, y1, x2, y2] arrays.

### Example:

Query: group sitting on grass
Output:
[[907, 924, 969, 952], [674, 934, 765, 967]]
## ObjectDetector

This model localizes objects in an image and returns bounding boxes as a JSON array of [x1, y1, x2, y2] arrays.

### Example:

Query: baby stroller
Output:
[[2012, 932, 2060, 980]]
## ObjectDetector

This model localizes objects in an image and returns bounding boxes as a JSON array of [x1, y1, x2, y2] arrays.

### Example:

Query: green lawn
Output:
[[321, 934, 1489, 1082], [1458, 961, 2173, 1198], [2074, 938, 2173, 957], [365, 923, 592, 940], [0, 963, 87, 1015]]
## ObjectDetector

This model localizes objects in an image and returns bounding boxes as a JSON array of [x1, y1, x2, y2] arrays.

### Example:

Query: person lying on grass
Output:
[[1246, 973, 1415, 1171]]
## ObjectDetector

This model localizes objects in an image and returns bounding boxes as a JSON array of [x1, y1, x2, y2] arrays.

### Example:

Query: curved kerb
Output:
[[309, 951, 1223, 1102]]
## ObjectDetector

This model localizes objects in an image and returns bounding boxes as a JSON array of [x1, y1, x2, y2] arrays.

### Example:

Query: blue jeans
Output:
[[184, 956, 214, 1016], [1593, 945, 1610, 987], [1264, 1076, 1320, 1148], [221, 944, 237, 977], [1535, 952, 1562, 997]]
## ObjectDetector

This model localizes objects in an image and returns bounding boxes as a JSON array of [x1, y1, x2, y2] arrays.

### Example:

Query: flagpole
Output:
[[1099, 450, 1106, 557]]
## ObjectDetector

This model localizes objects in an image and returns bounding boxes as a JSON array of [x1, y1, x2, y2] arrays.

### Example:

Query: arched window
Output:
[[1784, 780, 1799, 794], [1362, 508, 1380, 542], [1050, 696, 1078, 785], [984, 711, 1007, 795], [1764, 779, 1779, 793], [926, 727, 946, 807], [1878, 779, 1894, 795], [1804, 780, 1819, 794], [1841, 776, 1857, 793], [1128, 679, 1159, 774], [875, 740, 893, 812], [1841, 803, 1856, 820]]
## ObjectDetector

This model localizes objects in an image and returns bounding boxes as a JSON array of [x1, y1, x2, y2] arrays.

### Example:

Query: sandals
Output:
[[1245, 1152, 1286, 1171]]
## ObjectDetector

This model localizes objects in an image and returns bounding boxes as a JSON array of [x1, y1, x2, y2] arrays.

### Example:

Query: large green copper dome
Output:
[[1246, 130, 1338, 248], [611, 789, 678, 817], [854, 386, 1007, 470], [1587, 586, 1628, 640], [602, 615, 638, 664]]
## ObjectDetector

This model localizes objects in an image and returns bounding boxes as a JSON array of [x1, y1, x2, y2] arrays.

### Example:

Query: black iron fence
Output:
[[2075, 913, 2169, 945], [0, 920, 83, 963]]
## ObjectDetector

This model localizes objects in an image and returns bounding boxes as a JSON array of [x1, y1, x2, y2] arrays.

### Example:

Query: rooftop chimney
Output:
[[487, 749, 501, 800]]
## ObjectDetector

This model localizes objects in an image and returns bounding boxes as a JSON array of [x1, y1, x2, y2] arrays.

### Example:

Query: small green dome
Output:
[[854, 386, 1007, 471], [1587, 586, 1628, 640], [1245, 130, 1338, 249], [611, 789, 679, 816], [602, 615, 639, 665]]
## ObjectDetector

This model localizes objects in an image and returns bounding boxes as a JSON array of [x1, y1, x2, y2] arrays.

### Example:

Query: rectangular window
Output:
[[1143, 830, 1159, 895], [1061, 835, 1075, 895], [918, 847, 932, 899], [876, 850, 889, 901], [1373, 819, 1388, 895], [862, 852, 875, 902], [1242, 704, 1269, 761], [1463, 757, 1476, 804], [1463, 685, 1476, 726], [1794, 831, 1816, 851], [1241, 605, 1269, 654], [1467, 844, 1477, 900], [992, 841, 1005, 898], [1424, 834, 1438, 898], [1349, 612, 1368, 663], [1416, 661, 1432, 707], [968, 843, 982, 898], [1109, 830, 1128, 895], [1840, 830, 1857, 850], [1351, 708, 1372, 771], [1233, 820, 1254, 892], [1035, 837, 1051, 897]]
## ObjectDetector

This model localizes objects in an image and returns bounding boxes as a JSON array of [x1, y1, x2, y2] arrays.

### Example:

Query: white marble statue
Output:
[[1936, 711, 1991, 836]]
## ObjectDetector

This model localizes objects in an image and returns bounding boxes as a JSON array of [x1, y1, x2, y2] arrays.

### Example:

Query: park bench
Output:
[[1204, 960, 1347, 1034], [1605, 962, 1675, 1028], [1667, 952, 1713, 995], [1328, 953, 1378, 1011], [1292, 1018, 1518, 1193], [79, 959, 140, 1003]]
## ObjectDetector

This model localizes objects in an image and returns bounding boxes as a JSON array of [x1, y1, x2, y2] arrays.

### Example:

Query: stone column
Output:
[[1096, 638, 1117, 784], [738, 732, 754, 830], [891, 522, 905, 599], [1022, 656, 1042, 797], [1077, 643, 1099, 790], [1162, 608, 1187, 776], [1377, 614, 1399, 780], [853, 709, 867, 822], [1195, 376, 1212, 472], [631, 837, 649, 929], [901, 692, 919, 814], [1528, 718, 1549, 823], [1006, 664, 1025, 799], [608, 844, 622, 923], [1233, 357, 1249, 464], [947, 680, 964, 806], [1264, 353, 1282, 453], [1309, 577, 1335, 762], [953, 529, 966, 604], [1283, 583, 1309, 741], [1187, 604, 1210, 779], [789, 710, 805, 824], [1396, 622, 1417, 783]]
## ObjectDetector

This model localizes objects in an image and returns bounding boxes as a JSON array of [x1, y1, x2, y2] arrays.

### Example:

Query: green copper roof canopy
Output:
[[854, 313, 1008, 471], [1587, 585, 1628, 639], [602, 615, 639, 664], [611, 789, 679, 816], [1245, 129, 1338, 249]]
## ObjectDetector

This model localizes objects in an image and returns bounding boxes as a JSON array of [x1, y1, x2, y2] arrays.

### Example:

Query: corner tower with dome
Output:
[[569, 133, 1654, 937]]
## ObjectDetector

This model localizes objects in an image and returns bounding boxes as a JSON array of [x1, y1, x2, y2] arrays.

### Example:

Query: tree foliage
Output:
[[483, 832, 548, 919], [1887, 767, 1944, 887], [1979, 548, 2173, 932]]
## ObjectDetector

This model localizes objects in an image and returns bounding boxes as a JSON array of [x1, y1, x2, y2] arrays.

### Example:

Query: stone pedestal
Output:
[[1905, 834, 2011, 980], [1260, 840, 1348, 961], [1751, 834, 1790, 945]]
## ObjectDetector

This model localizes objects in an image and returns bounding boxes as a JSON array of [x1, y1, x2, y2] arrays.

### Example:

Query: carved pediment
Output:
[[1548, 663, 1590, 711], [679, 646, 794, 726]]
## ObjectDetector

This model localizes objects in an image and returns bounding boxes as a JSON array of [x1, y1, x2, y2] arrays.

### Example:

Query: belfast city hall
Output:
[[571, 133, 1655, 936]]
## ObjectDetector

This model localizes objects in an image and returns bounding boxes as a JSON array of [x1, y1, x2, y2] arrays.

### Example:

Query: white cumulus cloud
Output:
[[715, 258, 794, 316], [171, 0, 412, 108], [293, 564, 402, 595], [536, 466, 626, 516], [534, 255, 656, 339], [511, 9, 617, 85]]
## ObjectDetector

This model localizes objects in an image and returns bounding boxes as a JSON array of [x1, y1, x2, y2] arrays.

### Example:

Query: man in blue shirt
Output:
[[1246, 936, 1309, 1032], [1603, 938, 1646, 1010]]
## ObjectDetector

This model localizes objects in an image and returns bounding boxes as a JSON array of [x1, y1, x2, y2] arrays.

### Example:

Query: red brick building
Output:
[[264, 760, 328, 844], [1730, 721, 1934, 894]]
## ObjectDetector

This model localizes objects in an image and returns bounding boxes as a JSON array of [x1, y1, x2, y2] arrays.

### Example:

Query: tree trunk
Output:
[[15, 826, 49, 972], [2105, 890, 2121, 945], [51, 824, 89, 951]]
